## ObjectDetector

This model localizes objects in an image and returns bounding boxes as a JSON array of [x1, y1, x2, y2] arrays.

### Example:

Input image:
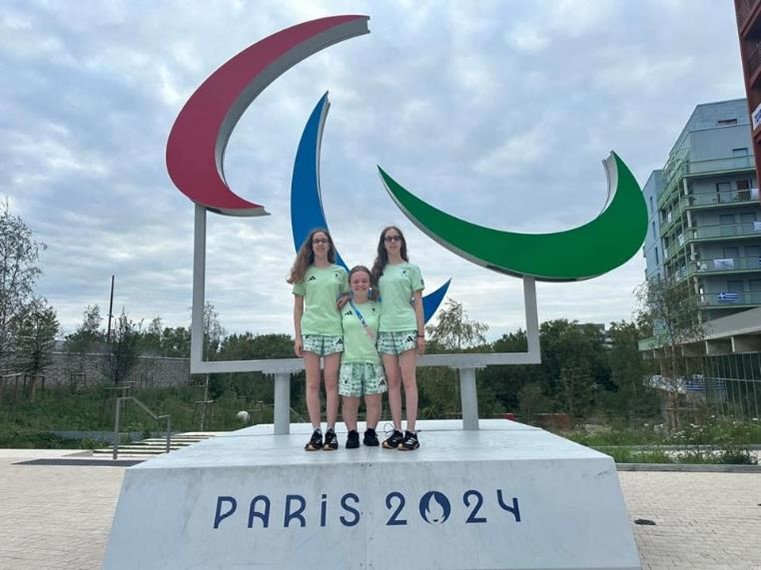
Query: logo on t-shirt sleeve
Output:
[[308, 275, 317, 282]]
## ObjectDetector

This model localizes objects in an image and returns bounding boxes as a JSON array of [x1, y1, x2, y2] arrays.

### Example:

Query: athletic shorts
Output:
[[302, 334, 344, 356], [377, 330, 417, 355], [339, 362, 387, 397]]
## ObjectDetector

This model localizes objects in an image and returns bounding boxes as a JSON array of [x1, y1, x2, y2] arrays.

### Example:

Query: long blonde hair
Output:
[[287, 229, 336, 284]]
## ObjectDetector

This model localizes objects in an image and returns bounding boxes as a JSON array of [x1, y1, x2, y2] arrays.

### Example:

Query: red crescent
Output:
[[166, 15, 370, 216]]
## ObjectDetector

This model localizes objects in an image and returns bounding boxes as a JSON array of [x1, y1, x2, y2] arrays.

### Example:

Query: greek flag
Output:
[[718, 292, 739, 303]]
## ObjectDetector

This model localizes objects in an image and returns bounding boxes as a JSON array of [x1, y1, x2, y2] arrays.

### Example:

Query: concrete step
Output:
[[98, 431, 219, 458]]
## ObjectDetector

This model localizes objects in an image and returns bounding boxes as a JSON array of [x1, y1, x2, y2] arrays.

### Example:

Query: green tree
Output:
[[213, 333, 296, 406], [139, 316, 164, 355], [418, 298, 490, 418], [636, 277, 706, 429], [15, 297, 59, 399], [481, 329, 535, 414], [426, 298, 489, 351], [63, 305, 105, 387], [559, 364, 594, 420], [203, 302, 225, 360], [104, 312, 140, 385], [65, 305, 105, 354], [160, 326, 191, 357], [606, 320, 660, 420], [0, 200, 46, 369], [486, 320, 607, 423]]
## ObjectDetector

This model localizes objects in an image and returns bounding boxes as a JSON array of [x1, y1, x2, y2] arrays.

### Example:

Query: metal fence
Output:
[[698, 352, 761, 421]]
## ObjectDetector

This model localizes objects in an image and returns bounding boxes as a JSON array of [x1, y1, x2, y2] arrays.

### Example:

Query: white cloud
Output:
[[0, 0, 746, 339]]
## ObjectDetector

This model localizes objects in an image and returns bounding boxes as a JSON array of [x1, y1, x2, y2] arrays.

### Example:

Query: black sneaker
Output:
[[323, 428, 339, 451], [346, 430, 360, 449], [398, 430, 420, 451], [305, 429, 322, 451], [382, 429, 404, 449], [363, 428, 379, 447]]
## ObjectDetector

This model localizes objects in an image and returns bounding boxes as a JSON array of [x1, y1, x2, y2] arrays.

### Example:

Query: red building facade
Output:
[[735, 0, 761, 185]]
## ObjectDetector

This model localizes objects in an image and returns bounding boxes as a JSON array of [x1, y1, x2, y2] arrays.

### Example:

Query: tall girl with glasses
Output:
[[371, 226, 425, 451], [288, 229, 348, 451]]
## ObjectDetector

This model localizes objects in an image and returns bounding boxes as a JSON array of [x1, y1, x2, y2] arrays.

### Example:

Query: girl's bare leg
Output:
[[382, 354, 402, 430]]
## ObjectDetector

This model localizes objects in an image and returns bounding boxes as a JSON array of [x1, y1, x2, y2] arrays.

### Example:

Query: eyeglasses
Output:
[[312, 238, 329, 245], [384, 235, 401, 243]]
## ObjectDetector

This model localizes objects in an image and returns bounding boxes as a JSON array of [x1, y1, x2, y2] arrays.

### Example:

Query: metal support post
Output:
[[191, 205, 206, 373], [273, 372, 291, 435], [112, 397, 122, 460], [459, 367, 479, 430]]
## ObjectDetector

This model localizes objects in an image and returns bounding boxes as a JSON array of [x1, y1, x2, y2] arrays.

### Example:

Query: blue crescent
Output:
[[290, 92, 450, 322]]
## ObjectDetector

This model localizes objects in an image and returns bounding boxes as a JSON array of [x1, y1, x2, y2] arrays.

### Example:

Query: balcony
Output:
[[685, 188, 760, 208], [659, 203, 687, 237], [665, 238, 686, 259], [687, 221, 761, 241], [749, 41, 761, 80], [698, 290, 761, 307], [657, 155, 755, 210], [685, 155, 755, 176], [737, 0, 761, 33], [689, 256, 761, 276]]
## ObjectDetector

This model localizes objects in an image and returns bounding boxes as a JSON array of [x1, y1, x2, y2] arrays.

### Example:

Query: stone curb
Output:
[[596, 443, 761, 451], [616, 462, 761, 473]]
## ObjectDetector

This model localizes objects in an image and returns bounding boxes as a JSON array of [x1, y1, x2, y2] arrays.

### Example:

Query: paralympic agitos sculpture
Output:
[[166, 14, 647, 301]]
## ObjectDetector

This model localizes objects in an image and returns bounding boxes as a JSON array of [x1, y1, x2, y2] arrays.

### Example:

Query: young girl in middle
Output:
[[339, 265, 386, 448]]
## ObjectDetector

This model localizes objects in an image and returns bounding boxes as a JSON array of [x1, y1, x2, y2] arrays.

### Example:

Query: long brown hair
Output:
[[348, 265, 377, 301], [287, 229, 336, 284], [371, 226, 408, 284]]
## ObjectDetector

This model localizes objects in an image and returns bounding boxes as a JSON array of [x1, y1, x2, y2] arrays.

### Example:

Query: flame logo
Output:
[[419, 491, 451, 525]]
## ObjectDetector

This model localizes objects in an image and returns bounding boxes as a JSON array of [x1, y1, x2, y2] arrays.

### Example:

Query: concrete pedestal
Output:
[[104, 420, 639, 569]]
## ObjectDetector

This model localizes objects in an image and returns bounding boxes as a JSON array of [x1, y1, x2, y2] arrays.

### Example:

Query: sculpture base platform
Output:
[[104, 420, 639, 569]]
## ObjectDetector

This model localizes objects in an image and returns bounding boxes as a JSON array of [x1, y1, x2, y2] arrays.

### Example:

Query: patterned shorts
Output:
[[377, 330, 417, 355], [339, 362, 387, 397], [302, 334, 344, 356]]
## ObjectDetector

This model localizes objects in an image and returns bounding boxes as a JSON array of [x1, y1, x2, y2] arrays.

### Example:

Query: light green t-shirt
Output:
[[341, 300, 381, 364], [377, 262, 424, 332], [292, 264, 349, 336]]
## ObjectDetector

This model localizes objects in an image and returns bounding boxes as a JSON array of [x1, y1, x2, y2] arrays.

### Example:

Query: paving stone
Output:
[[0, 454, 759, 568]]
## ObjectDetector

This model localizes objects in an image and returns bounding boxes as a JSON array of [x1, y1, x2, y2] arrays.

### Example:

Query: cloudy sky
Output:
[[0, 0, 746, 340]]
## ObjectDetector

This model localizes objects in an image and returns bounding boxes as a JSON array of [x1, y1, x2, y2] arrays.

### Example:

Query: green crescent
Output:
[[378, 152, 647, 282]]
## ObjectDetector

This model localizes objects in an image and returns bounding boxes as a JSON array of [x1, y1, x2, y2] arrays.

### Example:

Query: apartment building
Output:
[[642, 99, 761, 322]]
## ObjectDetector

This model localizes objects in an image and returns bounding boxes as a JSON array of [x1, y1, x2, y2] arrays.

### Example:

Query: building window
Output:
[[716, 182, 731, 203], [750, 280, 761, 303], [741, 213, 757, 234], [654, 247, 659, 264], [727, 279, 744, 293], [723, 247, 739, 259], [649, 196, 654, 214], [732, 147, 748, 155], [652, 221, 656, 238], [745, 245, 761, 259], [720, 214, 736, 237], [718, 118, 738, 125]]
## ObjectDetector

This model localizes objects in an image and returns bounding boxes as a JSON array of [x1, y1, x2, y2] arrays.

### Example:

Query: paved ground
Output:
[[0, 450, 759, 569]]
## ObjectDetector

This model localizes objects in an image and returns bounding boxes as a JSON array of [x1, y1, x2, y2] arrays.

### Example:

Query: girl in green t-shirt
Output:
[[288, 229, 348, 452], [339, 265, 387, 449], [371, 226, 425, 451]]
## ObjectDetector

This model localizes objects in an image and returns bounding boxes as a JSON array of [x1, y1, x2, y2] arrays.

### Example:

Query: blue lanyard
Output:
[[349, 300, 375, 340]]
